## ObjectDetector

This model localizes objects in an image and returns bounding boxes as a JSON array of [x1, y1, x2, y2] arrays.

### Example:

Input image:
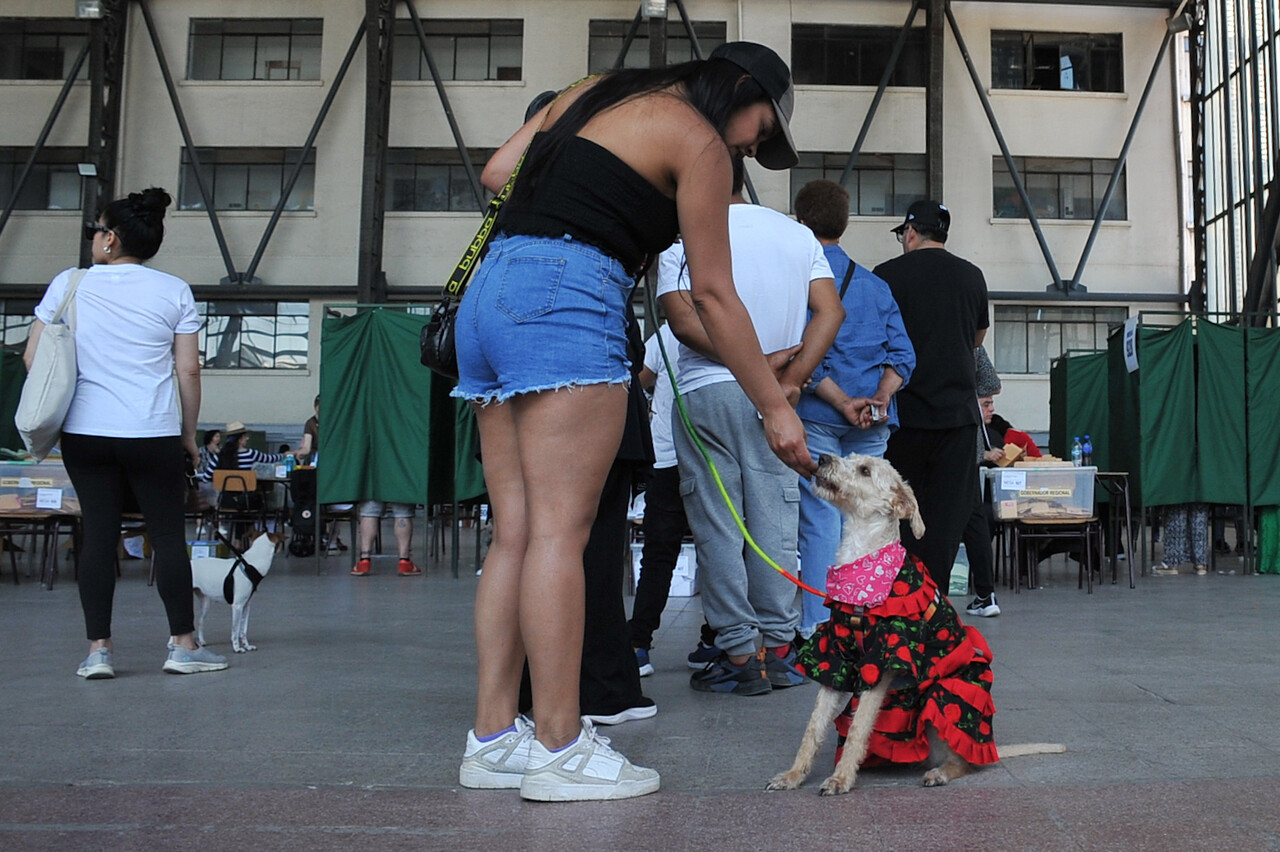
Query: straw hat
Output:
[[223, 421, 249, 437]]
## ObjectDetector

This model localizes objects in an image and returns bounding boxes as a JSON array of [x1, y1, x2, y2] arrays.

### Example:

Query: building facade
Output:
[[0, 0, 1187, 434]]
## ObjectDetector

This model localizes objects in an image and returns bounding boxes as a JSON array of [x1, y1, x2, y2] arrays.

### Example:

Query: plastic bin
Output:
[[988, 465, 1095, 520]]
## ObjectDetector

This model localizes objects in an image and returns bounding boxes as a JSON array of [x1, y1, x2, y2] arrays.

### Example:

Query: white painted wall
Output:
[[0, 0, 1186, 432]]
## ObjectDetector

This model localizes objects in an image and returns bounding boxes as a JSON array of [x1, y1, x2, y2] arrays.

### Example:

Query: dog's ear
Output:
[[892, 479, 926, 538]]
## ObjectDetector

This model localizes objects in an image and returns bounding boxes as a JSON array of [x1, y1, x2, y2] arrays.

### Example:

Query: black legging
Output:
[[61, 433, 194, 640]]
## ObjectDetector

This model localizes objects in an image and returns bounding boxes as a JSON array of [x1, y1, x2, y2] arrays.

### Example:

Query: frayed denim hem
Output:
[[451, 374, 631, 407]]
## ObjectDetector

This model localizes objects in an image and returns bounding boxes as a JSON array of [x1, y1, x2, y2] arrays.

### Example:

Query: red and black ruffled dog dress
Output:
[[795, 543, 998, 767]]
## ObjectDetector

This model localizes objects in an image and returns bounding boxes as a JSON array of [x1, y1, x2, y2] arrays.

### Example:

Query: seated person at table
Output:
[[979, 396, 1041, 464], [216, 421, 291, 470]]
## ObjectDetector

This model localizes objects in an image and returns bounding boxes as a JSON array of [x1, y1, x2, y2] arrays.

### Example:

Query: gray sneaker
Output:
[[519, 720, 660, 802], [76, 647, 115, 679], [163, 643, 228, 674]]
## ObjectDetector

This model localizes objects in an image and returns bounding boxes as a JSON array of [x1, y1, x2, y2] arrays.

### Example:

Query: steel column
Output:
[[925, 0, 945, 199], [358, 0, 395, 305]]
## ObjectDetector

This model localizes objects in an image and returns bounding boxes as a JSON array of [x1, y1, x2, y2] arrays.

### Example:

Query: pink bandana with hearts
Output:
[[825, 542, 906, 607]]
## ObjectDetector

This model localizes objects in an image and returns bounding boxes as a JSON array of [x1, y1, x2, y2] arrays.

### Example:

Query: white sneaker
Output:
[[519, 719, 660, 801], [459, 714, 535, 789]]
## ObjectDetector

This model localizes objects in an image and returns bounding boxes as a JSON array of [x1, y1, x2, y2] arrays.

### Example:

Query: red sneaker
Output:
[[397, 559, 422, 577], [351, 558, 371, 576]]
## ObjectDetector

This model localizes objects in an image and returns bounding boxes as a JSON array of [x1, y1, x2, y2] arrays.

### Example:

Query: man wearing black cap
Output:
[[872, 200, 990, 594]]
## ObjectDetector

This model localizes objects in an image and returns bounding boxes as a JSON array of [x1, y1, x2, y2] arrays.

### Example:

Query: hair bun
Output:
[[129, 187, 172, 220]]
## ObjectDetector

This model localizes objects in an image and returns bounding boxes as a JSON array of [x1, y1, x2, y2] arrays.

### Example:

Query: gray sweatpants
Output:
[[674, 381, 801, 657]]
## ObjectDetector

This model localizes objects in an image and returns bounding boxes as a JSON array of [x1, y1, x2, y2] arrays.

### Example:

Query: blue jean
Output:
[[797, 418, 890, 637], [452, 233, 634, 404]]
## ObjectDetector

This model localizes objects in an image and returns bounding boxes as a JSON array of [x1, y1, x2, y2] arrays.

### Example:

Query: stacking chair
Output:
[[212, 469, 266, 547]]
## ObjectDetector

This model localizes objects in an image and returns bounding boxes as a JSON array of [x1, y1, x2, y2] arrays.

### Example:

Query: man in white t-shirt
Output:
[[657, 160, 844, 696]]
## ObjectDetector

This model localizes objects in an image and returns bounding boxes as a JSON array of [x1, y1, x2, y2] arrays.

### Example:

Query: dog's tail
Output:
[[996, 743, 1067, 760]]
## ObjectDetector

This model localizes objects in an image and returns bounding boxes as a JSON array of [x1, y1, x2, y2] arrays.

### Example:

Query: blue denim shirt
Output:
[[796, 245, 916, 429]]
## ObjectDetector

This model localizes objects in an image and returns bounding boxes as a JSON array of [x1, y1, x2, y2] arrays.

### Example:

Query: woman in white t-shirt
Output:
[[26, 187, 228, 680]]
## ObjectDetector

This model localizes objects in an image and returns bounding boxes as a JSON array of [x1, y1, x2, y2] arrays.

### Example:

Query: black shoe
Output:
[[1213, 540, 1231, 555], [689, 653, 772, 696], [965, 594, 1001, 618]]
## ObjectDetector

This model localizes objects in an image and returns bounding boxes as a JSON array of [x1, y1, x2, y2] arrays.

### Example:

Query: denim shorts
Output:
[[451, 233, 634, 404], [358, 500, 415, 519]]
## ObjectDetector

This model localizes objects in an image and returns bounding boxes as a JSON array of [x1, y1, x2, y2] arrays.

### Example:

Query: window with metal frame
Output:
[[392, 18, 522, 81], [198, 301, 309, 370], [187, 18, 322, 81], [993, 305, 1127, 374], [0, 300, 37, 348], [791, 23, 927, 87], [0, 147, 87, 210], [790, 152, 925, 217], [587, 19, 726, 74], [0, 19, 89, 80], [991, 31, 1123, 93], [993, 156, 1127, 221], [178, 148, 315, 212], [385, 148, 497, 212]]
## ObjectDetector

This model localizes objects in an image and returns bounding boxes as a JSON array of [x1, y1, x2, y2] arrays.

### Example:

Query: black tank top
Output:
[[498, 135, 679, 275]]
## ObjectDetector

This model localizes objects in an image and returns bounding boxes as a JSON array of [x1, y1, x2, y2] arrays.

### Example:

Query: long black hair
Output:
[[510, 58, 769, 206], [100, 187, 171, 260]]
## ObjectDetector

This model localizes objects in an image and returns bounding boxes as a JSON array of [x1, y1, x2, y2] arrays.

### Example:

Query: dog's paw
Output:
[[818, 774, 855, 796], [922, 768, 950, 787], [242, 642, 257, 652], [766, 770, 805, 791]]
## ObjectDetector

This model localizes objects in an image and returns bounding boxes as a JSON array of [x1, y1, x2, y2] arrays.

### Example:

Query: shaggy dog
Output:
[[767, 453, 1062, 795]]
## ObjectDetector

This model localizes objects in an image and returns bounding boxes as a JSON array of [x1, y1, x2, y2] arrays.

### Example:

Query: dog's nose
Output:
[[818, 454, 835, 466]]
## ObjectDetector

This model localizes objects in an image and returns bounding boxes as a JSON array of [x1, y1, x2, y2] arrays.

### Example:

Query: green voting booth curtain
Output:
[[1195, 322, 1247, 504], [0, 350, 25, 452], [1110, 320, 1198, 508], [454, 400, 487, 503], [1137, 320, 1198, 507], [1049, 352, 1110, 472], [1245, 328, 1280, 506], [317, 308, 486, 507]]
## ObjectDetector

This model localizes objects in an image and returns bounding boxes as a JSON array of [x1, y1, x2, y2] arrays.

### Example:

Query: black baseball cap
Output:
[[709, 42, 798, 170], [891, 199, 951, 235]]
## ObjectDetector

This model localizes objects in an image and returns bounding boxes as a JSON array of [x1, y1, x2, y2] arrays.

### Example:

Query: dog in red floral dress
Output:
[[767, 452, 1062, 795]]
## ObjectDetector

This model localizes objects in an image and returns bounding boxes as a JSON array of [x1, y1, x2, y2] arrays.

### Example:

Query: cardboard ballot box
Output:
[[988, 465, 1095, 520]]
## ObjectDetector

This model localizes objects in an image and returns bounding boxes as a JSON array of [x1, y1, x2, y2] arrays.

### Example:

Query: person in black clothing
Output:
[[873, 200, 990, 592]]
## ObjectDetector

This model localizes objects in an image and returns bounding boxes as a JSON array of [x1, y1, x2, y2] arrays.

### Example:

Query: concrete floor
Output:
[[2, 539, 1278, 851]]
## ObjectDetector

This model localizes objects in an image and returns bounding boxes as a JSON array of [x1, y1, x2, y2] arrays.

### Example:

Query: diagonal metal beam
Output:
[[403, 0, 485, 212], [242, 23, 366, 285], [0, 39, 90, 241], [1242, 172, 1280, 325], [136, 0, 238, 283], [1070, 6, 1183, 289], [613, 7, 644, 70], [840, 0, 921, 187], [669, 0, 758, 202], [945, 4, 1065, 291]]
